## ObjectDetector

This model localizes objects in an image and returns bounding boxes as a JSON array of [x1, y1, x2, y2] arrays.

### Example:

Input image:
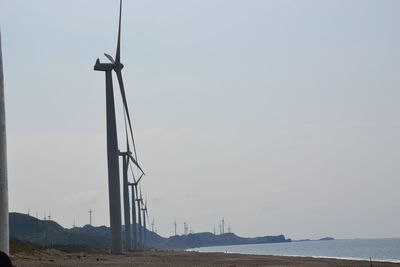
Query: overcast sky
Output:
[[1, 0, 399, 240]]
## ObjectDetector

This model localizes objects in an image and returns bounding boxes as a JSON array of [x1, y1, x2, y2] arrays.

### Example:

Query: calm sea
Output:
[[193, 238, 400, 263]]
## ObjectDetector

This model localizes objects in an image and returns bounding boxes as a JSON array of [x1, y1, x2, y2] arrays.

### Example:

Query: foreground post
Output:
[[0, 30, 9, 255]]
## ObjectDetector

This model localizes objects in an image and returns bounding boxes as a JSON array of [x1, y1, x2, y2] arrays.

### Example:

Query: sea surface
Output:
[[193, 238, 400, 263]]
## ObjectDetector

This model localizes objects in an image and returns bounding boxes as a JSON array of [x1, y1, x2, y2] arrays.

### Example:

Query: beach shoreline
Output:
[[12, 250, 400, 266]]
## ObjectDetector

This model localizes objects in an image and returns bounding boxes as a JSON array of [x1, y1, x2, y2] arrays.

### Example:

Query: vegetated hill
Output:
[[153, 232, 290, 249], [10, 212, 290, 250], [319, 237, 335, 241], [10, 213, 165, 249], [69, 223, 166, 246], [9, 213, 110, 248]]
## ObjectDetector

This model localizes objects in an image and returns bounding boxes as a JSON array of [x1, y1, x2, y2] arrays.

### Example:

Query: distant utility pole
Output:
[[48, 211, 52, 221], [0, 29, 9, 255], [89, 208, 94, 225], [222, 218, 225, 234], [151, 218, 155, 232]]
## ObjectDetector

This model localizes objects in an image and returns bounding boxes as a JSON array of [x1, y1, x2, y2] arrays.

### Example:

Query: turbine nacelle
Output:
[[118, 150, 132, 156], [94, 58, 114, 71]]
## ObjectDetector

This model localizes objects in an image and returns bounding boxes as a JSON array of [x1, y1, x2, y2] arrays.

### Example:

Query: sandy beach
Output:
[[11, 250, 400, 267]]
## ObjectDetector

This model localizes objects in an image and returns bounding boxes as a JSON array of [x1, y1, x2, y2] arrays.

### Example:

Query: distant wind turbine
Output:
[[128, 171, 143, 251], [89, 208, 94, 226], [141, 194, 149, 248], [136, 185, 144, 249], [120, 148, 132, 250], [174, 219, 177, 236]]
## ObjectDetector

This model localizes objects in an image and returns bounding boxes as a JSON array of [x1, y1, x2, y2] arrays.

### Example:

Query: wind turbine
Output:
[[93, 0, 124, 253], [119, 146, 131, 250], [141, 192, 149, 249], [135, 184, 143, 250], [94, 0, 145, 254], [120, 108, 145, 251], [128, 171, 143, 251], [89, 208, 94, 226], [174, 219, 177, 236]]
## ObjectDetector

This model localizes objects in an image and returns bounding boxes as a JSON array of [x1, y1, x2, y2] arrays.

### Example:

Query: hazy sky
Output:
[[1, 0, 399, 240]]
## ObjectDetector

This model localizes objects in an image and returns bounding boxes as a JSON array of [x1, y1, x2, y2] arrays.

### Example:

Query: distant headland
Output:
[[9, 212, 293, 250]]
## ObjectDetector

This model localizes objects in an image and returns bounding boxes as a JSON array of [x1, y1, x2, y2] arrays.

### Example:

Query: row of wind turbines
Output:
[[0, 0, 152, 255], [94, 0, 150, 254]]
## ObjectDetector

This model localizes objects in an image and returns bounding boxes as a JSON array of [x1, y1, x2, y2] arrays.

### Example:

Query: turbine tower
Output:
[[0, 29, 9, 255], [119, 150, 131, 250], [141, 195, 148, 248], [136, 186, 143, 249], [129, 182, 137, 250]]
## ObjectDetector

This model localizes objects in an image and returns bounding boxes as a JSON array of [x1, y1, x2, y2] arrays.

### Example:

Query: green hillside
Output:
[[10, 213, 110, 248]]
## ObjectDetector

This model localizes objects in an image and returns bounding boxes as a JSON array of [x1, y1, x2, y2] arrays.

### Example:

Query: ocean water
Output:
[[193, 238, 400, 263]]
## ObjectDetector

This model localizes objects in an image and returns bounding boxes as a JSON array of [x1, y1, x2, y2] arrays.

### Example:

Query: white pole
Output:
[[0, 29, 9, 255]]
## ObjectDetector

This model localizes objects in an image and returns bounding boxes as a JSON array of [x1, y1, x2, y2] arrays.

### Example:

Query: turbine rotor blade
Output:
[[128, 154, 145, 175], [129, 163, 137, 184], [115, 0, 122, 64], [126, 153, 130, 168], [104, 53, 115, 64], [136, 173, 144, 184], [115, 70, 139, 161], [123, 112, 130, 153]]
